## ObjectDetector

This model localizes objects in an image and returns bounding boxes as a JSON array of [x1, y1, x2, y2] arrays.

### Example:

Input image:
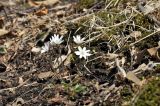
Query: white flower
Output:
[[75, 46, 92, 59], [50, 34, 64, 45], [73, 35, 85, 44], [41, 42, 49, 53]]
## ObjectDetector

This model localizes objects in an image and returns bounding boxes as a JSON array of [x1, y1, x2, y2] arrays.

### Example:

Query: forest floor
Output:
[[0, 0, 160, 106]]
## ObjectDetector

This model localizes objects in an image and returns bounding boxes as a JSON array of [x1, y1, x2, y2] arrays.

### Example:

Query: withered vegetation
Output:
[[0, 0, 160, 105]]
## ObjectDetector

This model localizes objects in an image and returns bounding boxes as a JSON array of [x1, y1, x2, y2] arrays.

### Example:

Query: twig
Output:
[[115, 58, 127, 77], [0, 79, 30, 93], [130, 29, 160, 46], [137, 2, 160, 26]]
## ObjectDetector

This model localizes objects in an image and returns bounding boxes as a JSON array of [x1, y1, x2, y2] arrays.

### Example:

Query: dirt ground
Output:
[[0, 0, 160, 106]]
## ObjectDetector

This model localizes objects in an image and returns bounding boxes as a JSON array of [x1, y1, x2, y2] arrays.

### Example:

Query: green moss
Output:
[[134, 77, 160, 106], [62, 81, 87, 99], [155, 65, 160, 70], [0, 46, 7, 55], [77, 0, 97, 10], [128, 14, 157, 49], [67, 4, 157, 50], [121, 86, 133, 101], [134, 14, 152, 30]]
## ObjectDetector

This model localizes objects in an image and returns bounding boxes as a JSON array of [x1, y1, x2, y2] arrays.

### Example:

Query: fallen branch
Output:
[[130, 29, 160, 46]]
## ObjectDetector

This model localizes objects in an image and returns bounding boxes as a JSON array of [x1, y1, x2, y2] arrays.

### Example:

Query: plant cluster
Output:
[[41, 34, 92, 59]]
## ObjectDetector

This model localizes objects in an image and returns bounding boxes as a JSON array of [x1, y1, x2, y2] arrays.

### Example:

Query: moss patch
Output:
[[134, 77, 160, 106], [77, 0, 97, 10]]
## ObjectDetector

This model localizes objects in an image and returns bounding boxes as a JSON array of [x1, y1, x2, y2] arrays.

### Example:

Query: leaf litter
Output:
[[0, 0, 160, 105]]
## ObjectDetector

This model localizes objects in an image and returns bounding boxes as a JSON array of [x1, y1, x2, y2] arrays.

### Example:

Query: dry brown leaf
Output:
[[35, 8, 48, 16], [28, 0, 40, 7], [53, 55, 68, 68], [0, 29, 9, 37], [31, 47, 41, 53], [12, 97, 25, 106], [56, 10, 65, 16], [106, 53, 119, 60], [144, 5, 155, 15], [4, 40, 14, 48], [147, 47, 160, 60], [64, 54, 72, 66], [53, 46, 71, 68], [18, 77, 24, 85], [147, 47, 158, 56], [130, 31, 142, 39], [38, 71, 54, 79], [126, 71, 142, 86], [48, 96, 64, 103], [36, 0, 59, 6]]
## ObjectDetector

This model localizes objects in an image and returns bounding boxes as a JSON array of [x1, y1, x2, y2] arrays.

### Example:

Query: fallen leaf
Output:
[[28, 0, 40, 7], [38, 71, 54, 79], [144, 5, 155, 15], [12, 97, 25, 106], [53, 46, 71, 68], [56, 10, 65, 17], [18, 77, 24, 85], [130, 31, 141, 40], [48, 96, 64, 103], [126, 71, 142, 86], [35, 8, 48, 16], [36, 0, 59, 6], [4, 40, 14, 48], [147, 47, 158, 56], [0, 0, 16, 7], [147, 46, 160, 60], [106, 53, 119, 60], [53, 55, 68, 68], [0, 29, 9, 37], [64, 54, 72, 66], [31, 47, 41, 53]]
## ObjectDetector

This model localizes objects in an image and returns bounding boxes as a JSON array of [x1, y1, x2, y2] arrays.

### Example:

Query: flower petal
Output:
[[86, 50, 90, 52], [77, 36, 81, 40], [73, 36, 76, 40], [83, 55, 87, 59], [75, 51, 81, 55], [60, 36, 63, 40], [79, 55, 83, 58], [41, 50, 45, 53], [81, 37, 85, 41], [83, 47, 86, 51], [78, 46, 82, 51], [85, 52, 92, 56]]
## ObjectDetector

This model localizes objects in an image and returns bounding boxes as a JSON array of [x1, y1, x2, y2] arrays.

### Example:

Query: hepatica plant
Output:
[[75, 46, 92, 59], [50, 34, 64, 45], [41, 42, 50, 53], [73, 35, 85, 44], [40, 34, 92, 60]]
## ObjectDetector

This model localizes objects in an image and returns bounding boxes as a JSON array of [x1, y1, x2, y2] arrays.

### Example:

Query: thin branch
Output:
[[130, 29, 160, 46]]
